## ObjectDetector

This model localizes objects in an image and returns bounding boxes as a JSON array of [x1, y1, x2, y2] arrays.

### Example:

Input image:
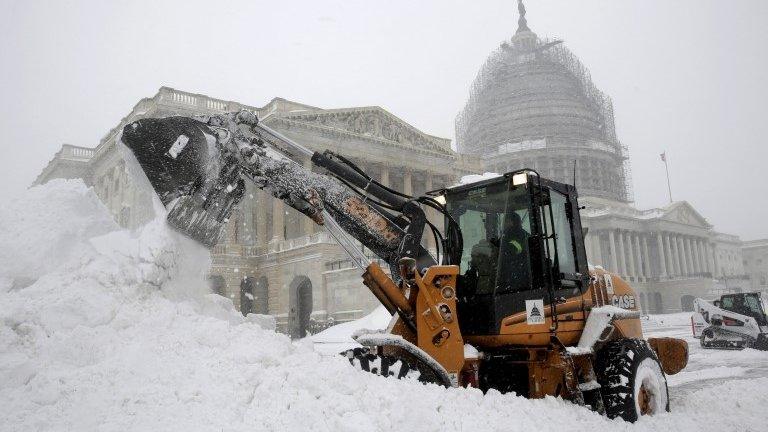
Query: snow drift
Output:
[[1, 179, 767, 432]]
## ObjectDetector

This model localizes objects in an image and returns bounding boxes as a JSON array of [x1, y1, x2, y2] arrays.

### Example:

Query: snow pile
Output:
[[2, 179, 768, 431], [311, 306, 391, 354], [644, 312, 694, 328], [0, 180, 118, 285]]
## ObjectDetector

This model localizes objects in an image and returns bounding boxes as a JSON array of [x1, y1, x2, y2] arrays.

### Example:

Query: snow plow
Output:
[[691, 293, 768, 350], [120, 110, 688, 422]]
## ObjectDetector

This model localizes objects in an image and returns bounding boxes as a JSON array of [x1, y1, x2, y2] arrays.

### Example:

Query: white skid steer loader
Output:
[[691, 292, 768, 350]]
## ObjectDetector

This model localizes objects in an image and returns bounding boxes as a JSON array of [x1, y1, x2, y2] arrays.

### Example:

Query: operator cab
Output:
[[719, 293, 768, 327], [442, 170, 589, 336]]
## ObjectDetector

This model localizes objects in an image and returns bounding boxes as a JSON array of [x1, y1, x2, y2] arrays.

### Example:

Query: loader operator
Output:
[[495, 211, 531, 292]]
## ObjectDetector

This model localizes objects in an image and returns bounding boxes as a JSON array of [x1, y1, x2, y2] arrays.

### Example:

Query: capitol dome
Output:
[[456, 1, 632, 202]]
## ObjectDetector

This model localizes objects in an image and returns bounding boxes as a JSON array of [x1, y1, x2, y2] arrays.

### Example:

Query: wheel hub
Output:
[[638, 384, 652, 415]]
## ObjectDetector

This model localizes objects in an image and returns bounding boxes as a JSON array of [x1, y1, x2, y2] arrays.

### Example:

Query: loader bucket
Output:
[[120, 116, 245, 248]]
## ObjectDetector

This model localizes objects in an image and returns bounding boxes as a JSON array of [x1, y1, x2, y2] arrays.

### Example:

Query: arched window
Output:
[[680, 295, 695, 312], [253, 276, 269, 315], [239, 277, 254, 316], [289, 276, 313, 339], [207, 275, 226, 296], [654, 292, 663, 314]]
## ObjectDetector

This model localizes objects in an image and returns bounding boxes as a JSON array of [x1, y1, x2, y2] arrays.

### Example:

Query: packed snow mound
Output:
[[311, 306, 391, 354], [2, 180, 768, 431], [312, 305, 391, 342], [0, 180, 118, 284]]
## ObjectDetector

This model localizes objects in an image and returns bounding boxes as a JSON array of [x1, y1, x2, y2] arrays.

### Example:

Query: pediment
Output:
[[278, 108, 452, 154], [661, 202, 710, 228]]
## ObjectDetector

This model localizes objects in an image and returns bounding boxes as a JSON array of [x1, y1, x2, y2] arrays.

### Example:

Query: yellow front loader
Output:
[[120, 110, 688, 422]]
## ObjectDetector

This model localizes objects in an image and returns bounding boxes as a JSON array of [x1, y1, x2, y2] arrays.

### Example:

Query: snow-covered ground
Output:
[[2, 180, 767, 432]]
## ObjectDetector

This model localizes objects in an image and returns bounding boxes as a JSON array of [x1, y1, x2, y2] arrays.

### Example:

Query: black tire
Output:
[[342, 348, 445, 384], [595, 339, 670, 422], [755, 333, 768, 351], [700, 328, 714, 348]]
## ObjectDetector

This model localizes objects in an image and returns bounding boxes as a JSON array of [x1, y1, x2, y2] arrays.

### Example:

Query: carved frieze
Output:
[[280, 109, 450, 154], [662, 203, 709, 228]]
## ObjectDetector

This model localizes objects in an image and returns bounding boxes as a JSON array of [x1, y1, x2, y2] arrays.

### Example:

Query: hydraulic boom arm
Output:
[[119, 110, 450, 278]]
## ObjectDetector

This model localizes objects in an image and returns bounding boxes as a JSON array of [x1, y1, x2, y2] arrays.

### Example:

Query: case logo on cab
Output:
[[526, 299, 545, 325]]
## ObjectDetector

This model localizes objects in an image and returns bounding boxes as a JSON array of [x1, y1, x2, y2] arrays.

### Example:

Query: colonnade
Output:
[[585, 229, 715, 281]]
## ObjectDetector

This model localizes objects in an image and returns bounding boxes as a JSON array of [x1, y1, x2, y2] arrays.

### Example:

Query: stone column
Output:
[[632, 234, 641, 280], [641, 235, 650, 281], [425, 172, 436, 251], [272, 198, 284, 242], [686, 237, 697, 275], [692, 238, 702, 274], [593, 231, 603, 267], [403, 169, 413, 196], [694, 237, 707, 273], [662, 233, 672, 277], [697, 239, 707, 274], [686, 237, 696, 275], [585, 231, 596, 266], [625, 232, 636, 279], [712, 244, 720, 277], [608, 230, 619, 273], [656, 232, 667, 278], [583, 232, 593, 263], [669, 233, 678, 276], [633, 233, 643, 279], [685, 237, 700, 274], [256, 191, 268, 247], [380, 164, 390, 188], [677, 236, 688, 276], [302, 158, 315, 237], [670, 235, 681, 277], [617, 230, 627, 277]]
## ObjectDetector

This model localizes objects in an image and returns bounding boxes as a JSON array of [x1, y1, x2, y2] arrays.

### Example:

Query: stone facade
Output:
[[581, 198, 750, 312], [742, 239, 768, 293], [35, 86, 481, 336]]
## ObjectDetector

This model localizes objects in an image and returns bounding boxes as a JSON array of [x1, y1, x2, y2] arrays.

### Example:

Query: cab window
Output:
[[448, 181, 532, 295], [540, 189, 576, 276], [495, 188, 532, 293]]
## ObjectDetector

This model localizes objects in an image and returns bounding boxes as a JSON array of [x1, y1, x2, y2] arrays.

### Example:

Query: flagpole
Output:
[[662, 153, 673, 203]]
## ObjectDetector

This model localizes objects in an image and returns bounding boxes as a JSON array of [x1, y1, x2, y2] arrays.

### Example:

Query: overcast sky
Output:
[[1, 0, 767, 240]]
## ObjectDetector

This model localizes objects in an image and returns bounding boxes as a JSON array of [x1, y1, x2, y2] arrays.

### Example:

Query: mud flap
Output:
[[647, 337, 688, 375]]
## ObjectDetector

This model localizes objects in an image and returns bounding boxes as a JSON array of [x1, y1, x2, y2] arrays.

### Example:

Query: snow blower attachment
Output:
[[121, 110, 689, 422]]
